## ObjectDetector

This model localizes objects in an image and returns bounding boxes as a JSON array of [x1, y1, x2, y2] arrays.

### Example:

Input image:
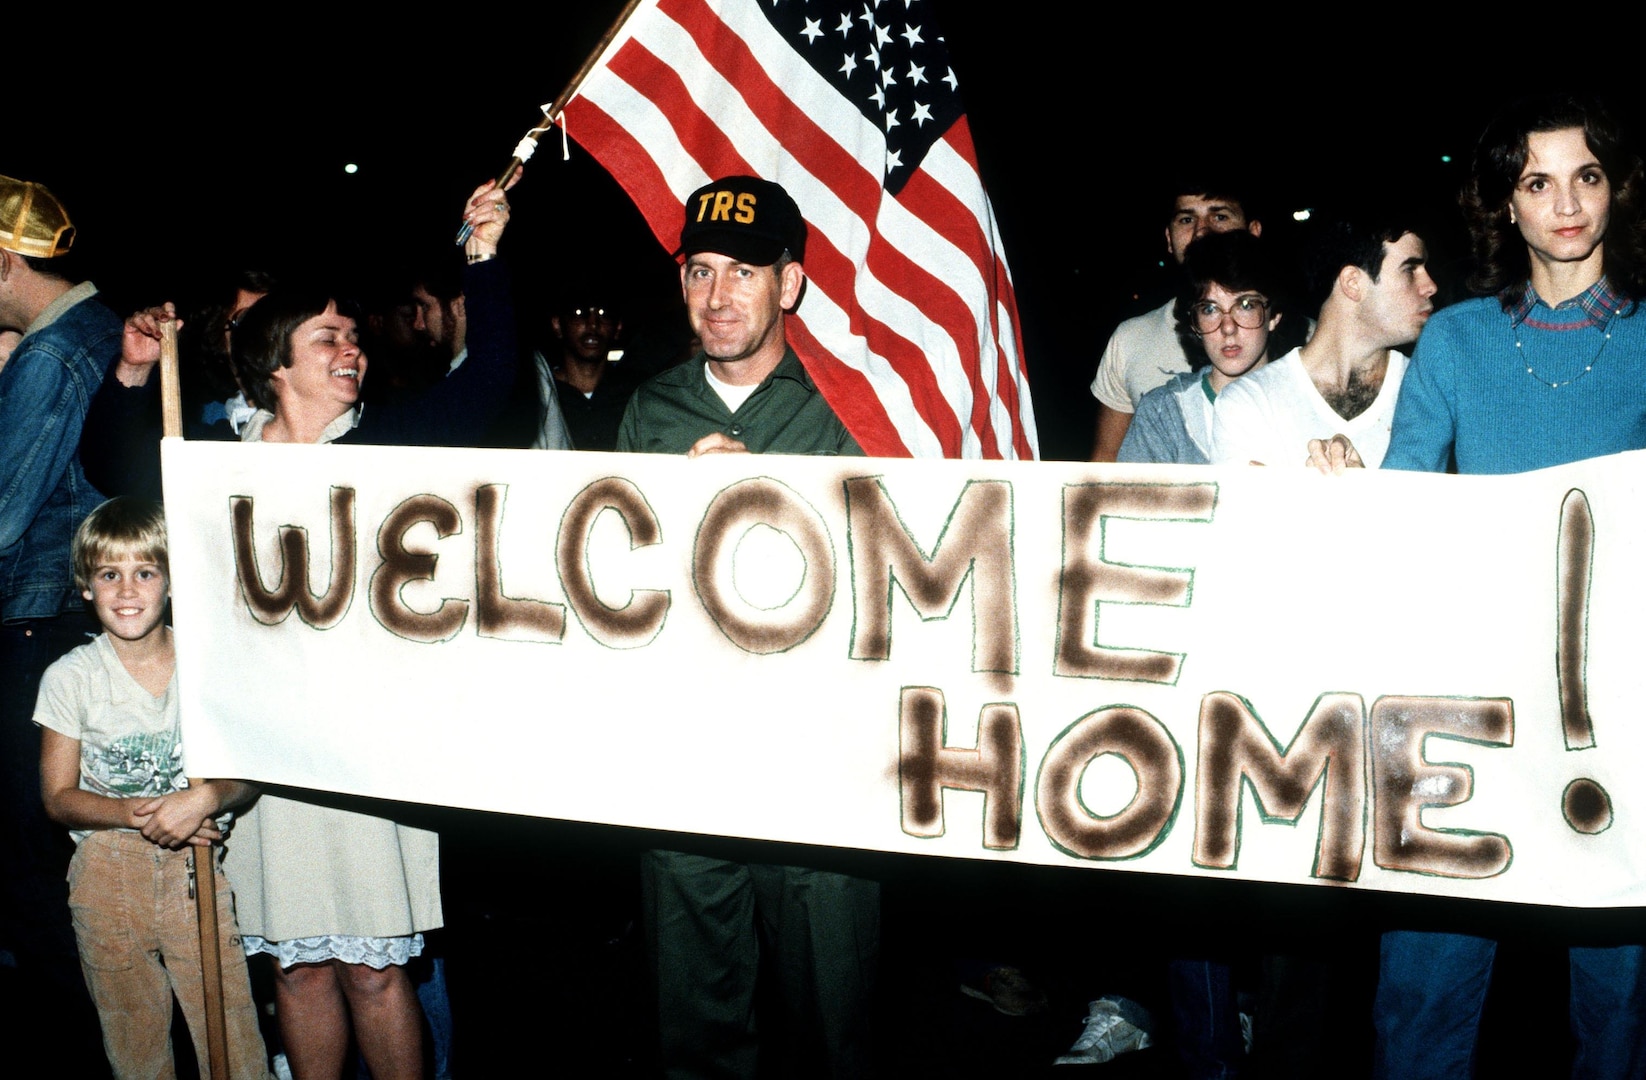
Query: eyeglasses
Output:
[[1192, 295, 1270, 334]]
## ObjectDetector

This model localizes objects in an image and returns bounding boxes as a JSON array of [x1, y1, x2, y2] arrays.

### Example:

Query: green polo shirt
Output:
[[616, 348, 862, 456]]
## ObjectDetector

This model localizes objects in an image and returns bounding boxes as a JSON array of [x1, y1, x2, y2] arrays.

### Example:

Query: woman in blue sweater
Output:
[[1384, 94, 1646, 475], [1377, 94, 1646, 1080]]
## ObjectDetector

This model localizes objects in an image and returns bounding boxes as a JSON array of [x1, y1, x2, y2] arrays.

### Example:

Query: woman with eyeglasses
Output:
[[1118, 230, 1304, 464]]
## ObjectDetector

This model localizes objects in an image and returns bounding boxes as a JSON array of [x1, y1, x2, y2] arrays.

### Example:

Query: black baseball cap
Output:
[[676, 176, 806, 265]]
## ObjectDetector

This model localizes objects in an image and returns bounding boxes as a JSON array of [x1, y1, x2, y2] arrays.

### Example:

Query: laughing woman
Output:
[[225, 181, 517, 1080]]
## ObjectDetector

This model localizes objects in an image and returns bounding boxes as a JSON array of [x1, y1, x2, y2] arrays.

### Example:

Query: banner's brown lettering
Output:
[[898, 687, 1023, 850], [369, 494, 468, 644], [1035, 706, 1183, 859], [1055, 482, 1215, 684], [694, 478, 834, 654], [846, 477, 1016, 673], [475, 484, 564, 644], [1194, 691, 1367, 880], [230, 487, 356, 628], [1370, 696, 1514, 879], [556, 478, 669, 649]]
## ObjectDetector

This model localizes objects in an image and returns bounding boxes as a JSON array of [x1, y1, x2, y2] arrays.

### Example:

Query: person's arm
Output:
[[105, 303, 180, 389], [371, 180, 521, 446], [0, 329, 115, 547], [1382, 333, 1457, 474], [614, 387, 646, 453], [81, 373, 164, 501], [1116, 391, 1175, 464], [1088, 327, 1136, 462], [1092, 403, 1133, 463], [41, 728, 137, 832], [132, 780, 258, 849], [41, 729, 250, 848], [79, 304, 184, 502], [532, 354, 574, 450], [1305, 435, 1365, 474]]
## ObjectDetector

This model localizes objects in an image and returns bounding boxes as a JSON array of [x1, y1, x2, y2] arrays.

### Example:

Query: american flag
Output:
[[557, 0, 1038, 459]]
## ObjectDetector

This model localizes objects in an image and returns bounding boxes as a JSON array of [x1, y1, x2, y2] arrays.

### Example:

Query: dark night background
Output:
[[18, 12, 1646, 462], [12, 10, 1646, 1074]]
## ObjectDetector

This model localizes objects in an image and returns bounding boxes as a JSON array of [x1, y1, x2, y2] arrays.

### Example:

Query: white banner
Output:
[[162, 439, 1646, 907]]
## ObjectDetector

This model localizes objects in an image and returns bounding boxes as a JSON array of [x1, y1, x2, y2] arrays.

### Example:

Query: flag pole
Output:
[[454, 0, 646, 244], [160, 321, 232, 1080]]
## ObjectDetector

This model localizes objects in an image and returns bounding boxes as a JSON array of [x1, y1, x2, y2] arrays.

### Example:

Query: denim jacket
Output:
[[0, 283, 121, 622]]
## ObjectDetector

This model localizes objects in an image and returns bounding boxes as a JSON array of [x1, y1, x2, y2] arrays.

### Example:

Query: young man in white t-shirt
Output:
[[1210, 216, 1437, 469]]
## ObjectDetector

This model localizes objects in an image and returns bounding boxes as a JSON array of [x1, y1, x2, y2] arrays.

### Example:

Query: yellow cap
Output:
[[0, 176, 75, 258]]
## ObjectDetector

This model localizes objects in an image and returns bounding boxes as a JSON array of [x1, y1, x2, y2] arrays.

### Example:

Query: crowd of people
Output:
[[3, 88, 1645, 1078]]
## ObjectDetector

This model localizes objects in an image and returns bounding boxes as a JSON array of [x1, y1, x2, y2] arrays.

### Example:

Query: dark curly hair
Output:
[[1461, 93, 1646, 307], [1172, 231, 1307, 371]]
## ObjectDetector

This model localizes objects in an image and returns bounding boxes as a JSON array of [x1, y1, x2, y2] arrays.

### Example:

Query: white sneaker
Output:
[[1053, 997, 1153, 1065]]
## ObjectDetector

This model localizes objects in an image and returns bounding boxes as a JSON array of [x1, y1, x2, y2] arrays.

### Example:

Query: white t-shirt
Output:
[[33, 633, 182, 845], [1210, 346, 1409, 468], [1089, 300, 1191, 413]]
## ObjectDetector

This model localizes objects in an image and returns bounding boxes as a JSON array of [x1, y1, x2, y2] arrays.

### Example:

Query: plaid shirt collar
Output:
[[1509, 277, 1626, 328]]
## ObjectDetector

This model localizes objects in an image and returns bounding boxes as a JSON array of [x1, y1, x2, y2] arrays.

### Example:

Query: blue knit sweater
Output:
[[1384, 280, 1646, 475]]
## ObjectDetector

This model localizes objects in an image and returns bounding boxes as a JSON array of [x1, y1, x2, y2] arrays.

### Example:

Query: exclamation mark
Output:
[[1557, 488, 1612, 834]]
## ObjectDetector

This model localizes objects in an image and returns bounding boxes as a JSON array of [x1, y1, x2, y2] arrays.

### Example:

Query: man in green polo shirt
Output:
[[616, 175, 860, 459], [618, 176, 872, 1078]]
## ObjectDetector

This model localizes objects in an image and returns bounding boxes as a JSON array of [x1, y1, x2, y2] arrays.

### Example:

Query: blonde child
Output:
[[34, 497, 268, 1079]]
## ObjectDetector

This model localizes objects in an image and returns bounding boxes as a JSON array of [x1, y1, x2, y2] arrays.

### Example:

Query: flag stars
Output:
[[769, 0, 952, 177]]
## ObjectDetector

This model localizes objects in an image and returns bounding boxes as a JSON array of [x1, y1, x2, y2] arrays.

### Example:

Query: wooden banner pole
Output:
[[162, 320, 231, 1080]]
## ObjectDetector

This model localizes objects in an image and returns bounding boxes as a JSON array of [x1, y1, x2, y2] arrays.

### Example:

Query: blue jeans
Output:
[[1375, 930, 1646, 1079], [1168, 958, 1242, 1079]]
